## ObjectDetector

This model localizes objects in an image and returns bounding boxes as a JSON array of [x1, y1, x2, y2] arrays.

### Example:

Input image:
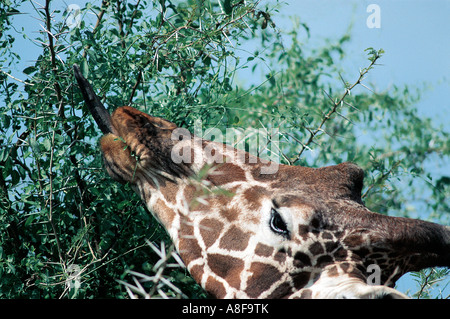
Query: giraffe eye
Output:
[[270, 208, 290, 239]]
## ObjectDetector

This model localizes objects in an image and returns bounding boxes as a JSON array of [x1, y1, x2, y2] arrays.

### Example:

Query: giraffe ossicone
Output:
[[74, 65, 450, 299]]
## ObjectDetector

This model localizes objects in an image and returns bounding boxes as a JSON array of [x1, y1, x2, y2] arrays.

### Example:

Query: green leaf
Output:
[[42, 138, 51, 151], [80, 58, 89, 78], [220, 0, 233, 15], [11, 169, 20, 186], [29, 138, 40, 155], [25, 214, 37, 227], [22, 66, 36, 75], [0, 148, 8, 162]]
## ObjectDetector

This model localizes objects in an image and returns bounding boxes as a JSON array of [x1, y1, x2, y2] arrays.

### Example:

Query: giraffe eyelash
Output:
[[269, 208, 291, 240]]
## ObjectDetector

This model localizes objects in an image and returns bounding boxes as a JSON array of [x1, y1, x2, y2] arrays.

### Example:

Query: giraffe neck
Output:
[[135, 151, 279, 298]]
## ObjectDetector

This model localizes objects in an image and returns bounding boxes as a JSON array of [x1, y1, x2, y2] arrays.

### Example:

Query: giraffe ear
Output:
[[338, 162, 365, 204], [315, 162, 365, 204]]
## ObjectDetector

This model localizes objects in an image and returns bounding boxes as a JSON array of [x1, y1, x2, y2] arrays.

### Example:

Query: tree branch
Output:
[[292, 50, 383, 164], [82, 0, 110, 59], [44, 0, 64, 118]]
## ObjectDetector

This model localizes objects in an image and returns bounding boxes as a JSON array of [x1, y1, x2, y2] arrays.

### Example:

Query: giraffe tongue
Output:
[[73, 64, 115, 135]]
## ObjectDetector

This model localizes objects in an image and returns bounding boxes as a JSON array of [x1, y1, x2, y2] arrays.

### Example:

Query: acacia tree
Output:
[[0, 0, 448, 298]]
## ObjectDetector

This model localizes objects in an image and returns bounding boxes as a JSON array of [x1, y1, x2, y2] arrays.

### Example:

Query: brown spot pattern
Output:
[[255, 243, 274, 257], [208, 254, 244, 289], [155, 199, 175, 227], [205, 276, 227, 299], [219, 226, 250, 251], [200, 218, 224, 248], [243, 186, 268, 210], [245, 262, 283, 298], [178, 220, 202, 263]]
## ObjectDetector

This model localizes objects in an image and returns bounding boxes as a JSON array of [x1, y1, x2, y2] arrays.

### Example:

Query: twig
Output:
[[361, 160, 402, 199], [416, 269, 435, 299], [116, 241, 187, 299], [126, 1, 260, 105], [128, 70, 143, 106], [82, 0, 110, 59], [44, 0, 64, 266], [0, 68, 34, 86], [126, 0, 141, 36], [292, 50, 383, 163]]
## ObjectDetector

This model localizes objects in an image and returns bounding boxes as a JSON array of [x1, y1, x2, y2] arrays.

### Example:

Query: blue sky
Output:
[[276, 0, 449, 125], [9, 0, 450, 125], [5, 0, 449, 298]]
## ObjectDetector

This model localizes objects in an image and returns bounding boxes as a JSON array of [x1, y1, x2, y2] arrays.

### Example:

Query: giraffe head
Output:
[[74, 66, 450, 299]]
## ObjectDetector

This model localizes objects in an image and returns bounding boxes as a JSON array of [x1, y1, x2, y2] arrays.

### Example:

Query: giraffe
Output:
[[74, 65, 450, 299]]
